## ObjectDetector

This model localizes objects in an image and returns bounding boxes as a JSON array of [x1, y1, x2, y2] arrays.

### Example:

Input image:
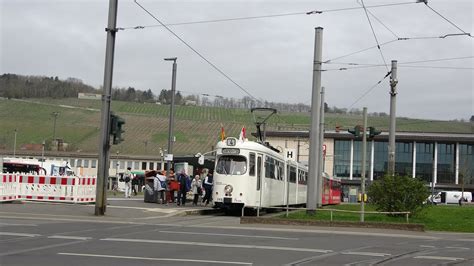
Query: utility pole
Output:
[[307, 27, 323, 215], [51, 112, 59, 140], [361, 107, 368, 222], [388, 60, 398, 176], [95, 0, 118, 216], [164, 57, 177, 182], [317, 86, 325, 208]]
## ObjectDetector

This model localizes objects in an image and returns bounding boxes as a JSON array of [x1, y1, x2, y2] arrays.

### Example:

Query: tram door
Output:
[[256, 154, 263, 206]]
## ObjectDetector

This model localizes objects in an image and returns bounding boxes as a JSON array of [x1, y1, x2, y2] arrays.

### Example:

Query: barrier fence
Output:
[[0, 173, 96, 203]]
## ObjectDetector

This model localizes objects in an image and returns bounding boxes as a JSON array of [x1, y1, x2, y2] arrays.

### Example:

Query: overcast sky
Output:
[[1, 0, 473, 120]]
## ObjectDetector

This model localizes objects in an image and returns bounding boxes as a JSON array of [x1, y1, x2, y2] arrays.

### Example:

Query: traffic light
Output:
[[114, 116, 125, 144], [348, 125, 362, 138], [109, 113, 125, 145], [368, 126, 381, 139]]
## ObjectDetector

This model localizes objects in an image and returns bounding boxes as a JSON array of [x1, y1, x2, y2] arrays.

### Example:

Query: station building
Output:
[[264, 130, 474, 202]]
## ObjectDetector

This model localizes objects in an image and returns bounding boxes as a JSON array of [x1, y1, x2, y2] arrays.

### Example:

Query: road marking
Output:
[[58, 253, 252, 265], [48, 235, 92, 240], [445, 246, 470, 250], [0, 232, 41, 237], [419, 245, 436, 248], [0, 222, 37, 227], [101, 238, 332, 253], [158, 230, 299, 240], [414, 255, 464, 261], [340, 251, 390, 257]]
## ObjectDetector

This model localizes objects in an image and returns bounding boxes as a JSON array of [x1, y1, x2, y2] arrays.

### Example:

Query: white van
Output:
[[429, 191, 472, 204]]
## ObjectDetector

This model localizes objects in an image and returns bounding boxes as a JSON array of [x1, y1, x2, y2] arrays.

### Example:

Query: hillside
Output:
[[0, 97, 472, 156]]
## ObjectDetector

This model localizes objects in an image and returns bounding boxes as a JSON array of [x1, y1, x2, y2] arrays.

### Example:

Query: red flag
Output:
[[220, 125, 225, 141], [239, 126, 246, 141]]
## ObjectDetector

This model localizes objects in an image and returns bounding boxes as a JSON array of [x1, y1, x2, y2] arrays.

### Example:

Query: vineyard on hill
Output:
[[0, 97, 472, 156]]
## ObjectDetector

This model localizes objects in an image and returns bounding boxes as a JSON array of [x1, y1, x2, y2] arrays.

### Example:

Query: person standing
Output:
[[191, 175, 202, 206], [177, 171, 191, 206], [202, 171, 214, 206], [124, 167, 133, 198], [155, 171, 167, 204], [132, 173, 139, 196]]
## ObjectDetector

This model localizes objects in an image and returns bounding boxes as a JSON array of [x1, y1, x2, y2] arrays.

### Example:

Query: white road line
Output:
[[414, 255, 464, 261], [340, 251, 390, 257], [48, 235, 92, 240], [445, 246, 470, 250], [158, 230, 299, 240], [0, 232, 41, 237], [419, 245, 436, 248], [58, 253, 252, 265], [0, 223, 37, 227], [101, 238, 332, 253]]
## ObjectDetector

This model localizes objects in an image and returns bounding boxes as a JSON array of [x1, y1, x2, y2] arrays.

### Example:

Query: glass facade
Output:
[[459, 144, 474, 185], [395, 142, 413, 176], [352, 141, 370, 179], [415, 143, 433, 183], [373, 142, 388, 180], [334, 139, 470, 186], [334, 140, 351, 178], [437, 143, 455, 183]]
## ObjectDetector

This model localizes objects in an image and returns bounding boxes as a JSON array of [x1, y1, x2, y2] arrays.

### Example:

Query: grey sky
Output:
[[1, 0, 473, 120]]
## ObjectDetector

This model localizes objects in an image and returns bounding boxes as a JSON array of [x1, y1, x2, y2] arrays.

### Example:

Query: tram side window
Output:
[[289, 166, 296, 183], [265, 157, 276, 179], [249, 153, 255, 176], [278, 160, 284, 180]]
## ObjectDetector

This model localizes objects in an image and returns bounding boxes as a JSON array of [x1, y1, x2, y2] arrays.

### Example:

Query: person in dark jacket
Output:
[[202, 171, 214, 206], [176, 171, 191, 206]]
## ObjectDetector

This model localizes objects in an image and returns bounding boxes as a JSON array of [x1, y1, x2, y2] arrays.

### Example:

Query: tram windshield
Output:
[[216, 155, 247, 175]]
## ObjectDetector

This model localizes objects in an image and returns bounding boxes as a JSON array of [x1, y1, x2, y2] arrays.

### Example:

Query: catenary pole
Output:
[[361, 107, 367, 222], [307, 27, 323, 215], [95, 0, 118, 216], [165, 58, 177, 184], [388, 60, 398, 176], [317, 86, 325, 208]]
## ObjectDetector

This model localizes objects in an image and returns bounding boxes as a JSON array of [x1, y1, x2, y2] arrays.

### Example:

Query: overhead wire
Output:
[[118, 1, 421, 31], [347, 71, 392, 110], [422, 2, 472, 37], [133, 0, 262, 104], [357, 0, 399, 39], [360, 0, 390, 72]]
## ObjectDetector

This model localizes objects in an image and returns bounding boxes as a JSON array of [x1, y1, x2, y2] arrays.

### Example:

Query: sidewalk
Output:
[[0, 197, 218, 224]]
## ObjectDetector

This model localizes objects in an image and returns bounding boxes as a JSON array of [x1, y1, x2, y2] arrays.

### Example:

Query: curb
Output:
[[184, 208, 224, 216], [240, 217, 425, 232]]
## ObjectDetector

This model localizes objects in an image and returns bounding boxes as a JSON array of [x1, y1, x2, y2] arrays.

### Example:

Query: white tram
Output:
[[213, 137, 308, 210]]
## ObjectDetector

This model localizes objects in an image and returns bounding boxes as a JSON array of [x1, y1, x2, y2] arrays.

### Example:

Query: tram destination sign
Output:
[[222, 148, 240, 155]]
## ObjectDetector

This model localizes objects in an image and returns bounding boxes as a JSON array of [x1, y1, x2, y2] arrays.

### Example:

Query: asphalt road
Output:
[[1, 199, 473, 266]]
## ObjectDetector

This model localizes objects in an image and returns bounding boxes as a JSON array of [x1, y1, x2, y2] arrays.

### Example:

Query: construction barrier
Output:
[[0, 174, 18, 202], [0, 174, 96, 203]]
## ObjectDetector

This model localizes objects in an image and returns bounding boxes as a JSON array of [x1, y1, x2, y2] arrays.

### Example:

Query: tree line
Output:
[[0, 73, 388, 116]]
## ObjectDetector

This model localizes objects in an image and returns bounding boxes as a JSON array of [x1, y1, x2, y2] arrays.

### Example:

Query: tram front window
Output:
[[216, 155, 247, 175]]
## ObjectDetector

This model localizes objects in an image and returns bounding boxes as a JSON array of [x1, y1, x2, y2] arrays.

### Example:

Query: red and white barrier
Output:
[[1, 174, 18, 202], [0, 174, 96, 203]]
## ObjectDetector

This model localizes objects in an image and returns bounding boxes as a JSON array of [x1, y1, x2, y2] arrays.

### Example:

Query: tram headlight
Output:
[[224, 185, 233, 194]]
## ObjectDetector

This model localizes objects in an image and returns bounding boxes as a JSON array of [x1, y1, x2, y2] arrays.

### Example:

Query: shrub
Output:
[[368, 174, 430, 216]]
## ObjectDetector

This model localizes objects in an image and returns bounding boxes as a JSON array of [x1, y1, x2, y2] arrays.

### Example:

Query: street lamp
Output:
[[51, 112, 59, 140], [13, 129, 17, 157], [164, 57, 177, 180]]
